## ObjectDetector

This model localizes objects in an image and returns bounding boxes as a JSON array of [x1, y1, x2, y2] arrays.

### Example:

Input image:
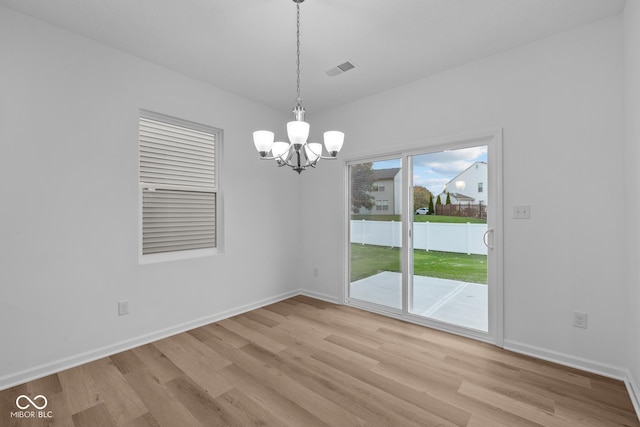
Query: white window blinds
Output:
[[139, 111, 219, 256]]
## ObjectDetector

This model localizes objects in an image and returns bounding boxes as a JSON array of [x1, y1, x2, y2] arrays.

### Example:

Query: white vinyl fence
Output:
[[350, 220, 487, 255]]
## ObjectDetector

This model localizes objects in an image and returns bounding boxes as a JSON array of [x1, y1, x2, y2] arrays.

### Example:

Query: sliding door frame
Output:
[[344, 129, 503, 347], [345, 151, 405, 314]]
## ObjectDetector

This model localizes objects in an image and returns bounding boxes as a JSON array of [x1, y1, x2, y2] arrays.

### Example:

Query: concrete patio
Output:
[[349, 271, 488, 331]]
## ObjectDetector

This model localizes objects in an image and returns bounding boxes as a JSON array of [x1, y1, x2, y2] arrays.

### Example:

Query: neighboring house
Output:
[[359, 167, 402, 215], [438, 162, 488, 205], [362, 163, 485, 215]]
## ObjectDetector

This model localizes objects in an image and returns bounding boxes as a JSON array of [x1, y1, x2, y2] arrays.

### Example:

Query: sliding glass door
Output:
[[348, 157, 403, 312], [408, 147, 488, 332], [347, 131, 502, 343]]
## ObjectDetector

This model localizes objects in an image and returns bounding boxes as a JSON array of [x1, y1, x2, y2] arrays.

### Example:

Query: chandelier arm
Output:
[[258, 154, 285, 161], [315, 155, 339, 160], [274, 148, 309, 169], [260, 147, 325, 171], [259, 144, 295, 162], [304, 144, 340, 161]]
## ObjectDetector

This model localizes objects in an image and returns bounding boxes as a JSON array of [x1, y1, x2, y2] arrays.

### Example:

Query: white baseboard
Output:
[[504, 339, 640, 421], [503, 339, 628, 380], [0, 290, 299, 391], [626, 370, 640, 421], [298, 289, 342, 304]]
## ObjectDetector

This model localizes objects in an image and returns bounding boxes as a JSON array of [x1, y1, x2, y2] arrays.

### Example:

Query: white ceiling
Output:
[[0, 0, 627, 113]]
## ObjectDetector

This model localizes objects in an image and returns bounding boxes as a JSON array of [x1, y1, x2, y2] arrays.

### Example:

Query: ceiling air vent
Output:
[[326, 61, 356, 77]]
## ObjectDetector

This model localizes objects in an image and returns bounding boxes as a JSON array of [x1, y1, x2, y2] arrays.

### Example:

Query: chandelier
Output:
[[253, 0, 344, 174]]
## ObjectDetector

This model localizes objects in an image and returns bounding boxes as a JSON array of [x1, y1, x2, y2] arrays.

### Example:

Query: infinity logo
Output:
[[16, 395, 48, 410]]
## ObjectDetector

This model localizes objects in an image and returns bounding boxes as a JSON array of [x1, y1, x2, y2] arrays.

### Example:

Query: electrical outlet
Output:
[[573, 311, 587, 329], [513, 205, 531, 219], [118, 300, 129, 316]]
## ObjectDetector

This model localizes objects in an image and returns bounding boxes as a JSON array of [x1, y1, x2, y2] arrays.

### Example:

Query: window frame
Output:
[[375, 200, 389, 211], [138, 109, 223, 264]]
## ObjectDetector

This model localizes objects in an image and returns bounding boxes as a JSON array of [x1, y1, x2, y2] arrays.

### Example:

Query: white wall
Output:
[[300, 16, 628, 373], [0, 2, 636, 403], [0, 7, 298, 387], [624, 0, 640, 407]]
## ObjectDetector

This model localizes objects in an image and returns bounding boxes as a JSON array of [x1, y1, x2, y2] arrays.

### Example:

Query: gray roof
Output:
[[450, 192, 475, 202], [373, 168, 401, 180]]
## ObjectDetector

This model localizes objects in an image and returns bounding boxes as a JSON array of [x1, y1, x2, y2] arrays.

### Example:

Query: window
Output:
[[373, 182, 386, 192], [139, 110, 221, 261], [375, 200, 389, 211], [478, 182, 483, 193]]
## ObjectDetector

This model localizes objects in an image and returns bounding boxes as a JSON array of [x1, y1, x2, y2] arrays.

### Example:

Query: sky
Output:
[[372, 146, 488, 196]]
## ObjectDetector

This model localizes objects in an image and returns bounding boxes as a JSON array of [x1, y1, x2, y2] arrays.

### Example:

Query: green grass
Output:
[[350, 243, 487, 284], [351, 214, 486, 224]]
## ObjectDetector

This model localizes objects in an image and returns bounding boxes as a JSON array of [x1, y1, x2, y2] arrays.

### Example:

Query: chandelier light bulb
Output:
[[323, 131, 344, 156], [272, 141, 290, 160], [305, 142, 322, 162], [287, 120, 310, 147]]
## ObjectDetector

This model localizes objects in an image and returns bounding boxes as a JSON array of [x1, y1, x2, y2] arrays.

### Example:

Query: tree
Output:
[[413, 186, 432, 211], [436, 194, 442, 205], [445, 191, 451, 205], [350, 163, 375, 214], [428, 195, 434, 215]]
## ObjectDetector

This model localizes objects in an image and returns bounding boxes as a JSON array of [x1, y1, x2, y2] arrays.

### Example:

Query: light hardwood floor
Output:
[[1, 295, 638, 426]]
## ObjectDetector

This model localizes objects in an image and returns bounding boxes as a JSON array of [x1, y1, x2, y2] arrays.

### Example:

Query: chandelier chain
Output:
[[296, 2, 301, 105]]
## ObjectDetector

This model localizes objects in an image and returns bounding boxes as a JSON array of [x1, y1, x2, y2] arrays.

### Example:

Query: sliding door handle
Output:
[[483, 228, 494, 249]]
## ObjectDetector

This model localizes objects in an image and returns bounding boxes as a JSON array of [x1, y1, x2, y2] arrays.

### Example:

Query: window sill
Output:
[[139, 247, 221, 265]]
